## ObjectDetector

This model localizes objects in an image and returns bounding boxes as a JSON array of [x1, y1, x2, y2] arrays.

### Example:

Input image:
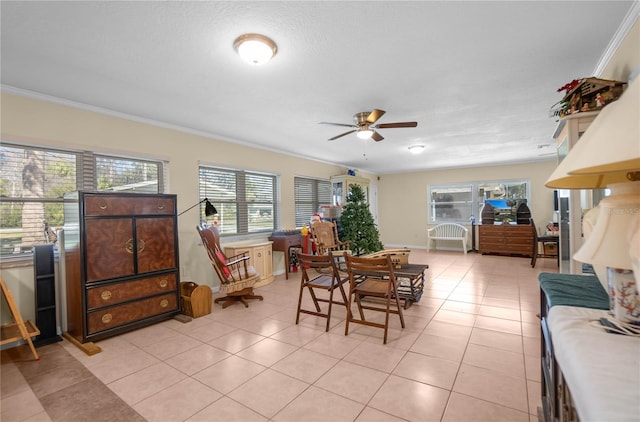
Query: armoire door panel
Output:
[[136, 217, 176, 273], [85, 218, 135, 281]]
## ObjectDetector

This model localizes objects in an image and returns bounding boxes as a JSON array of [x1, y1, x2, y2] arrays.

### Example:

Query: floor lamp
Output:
[[178, 198, 218, 218]]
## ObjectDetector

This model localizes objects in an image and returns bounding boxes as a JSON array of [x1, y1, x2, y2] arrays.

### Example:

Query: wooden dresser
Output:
[[478, 223, 534, 257], [63, 192, 180, 345]]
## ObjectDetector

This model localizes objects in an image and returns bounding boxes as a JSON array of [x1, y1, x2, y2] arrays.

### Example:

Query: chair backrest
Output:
[[197, 224, 249, 285], [310, 221, 349, 255], [429, 223, 468, 238], [530, 218, 538, 242], [344, 253, 396, 291], [297, 252, 342, 282], [197, 224, 228, 283]]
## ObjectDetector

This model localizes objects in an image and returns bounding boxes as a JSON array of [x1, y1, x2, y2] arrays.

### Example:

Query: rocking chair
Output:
[[197, 225, 263, 308], [309, 221, 351, 255]]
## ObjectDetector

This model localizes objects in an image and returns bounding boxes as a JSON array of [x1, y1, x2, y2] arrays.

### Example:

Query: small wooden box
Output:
[[543, 243, 558, 256], [180, 282, 212, 318]]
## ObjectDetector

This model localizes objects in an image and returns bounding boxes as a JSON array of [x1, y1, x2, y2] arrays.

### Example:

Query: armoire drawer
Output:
[[84, 195, 175, 216], [87, 293, 178, 334], [86, 273, 177, 309]]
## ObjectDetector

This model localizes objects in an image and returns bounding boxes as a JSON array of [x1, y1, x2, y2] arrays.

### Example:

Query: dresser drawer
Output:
[[87, 293, 178, 334], [84, 195, 175, 216], [86, 273, 177, 309]]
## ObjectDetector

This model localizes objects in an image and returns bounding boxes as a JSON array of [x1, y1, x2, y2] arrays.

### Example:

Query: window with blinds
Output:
[[294, 177, 331, 228], [429, 179, 529, 224], [199, 166, 277, 235], [0, 142, 164, 258]]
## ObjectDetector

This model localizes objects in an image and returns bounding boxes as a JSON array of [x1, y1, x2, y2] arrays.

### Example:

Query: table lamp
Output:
[[546, 75, 640, 325]]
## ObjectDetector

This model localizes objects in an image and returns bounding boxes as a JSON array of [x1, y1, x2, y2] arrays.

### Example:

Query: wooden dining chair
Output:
[[295, 252, 349, 331], [530, 219, 559, 268], [343, 253, 405, 344]]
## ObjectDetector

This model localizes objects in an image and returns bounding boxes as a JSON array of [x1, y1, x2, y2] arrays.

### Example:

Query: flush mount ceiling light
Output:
[[408, 145, 425, 154], [233, 33, 277, 65]]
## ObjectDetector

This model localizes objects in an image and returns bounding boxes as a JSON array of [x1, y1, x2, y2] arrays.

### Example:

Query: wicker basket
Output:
[[180, 281, 212, 318]]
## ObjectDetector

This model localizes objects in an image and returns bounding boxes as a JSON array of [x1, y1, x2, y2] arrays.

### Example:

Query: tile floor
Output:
[[1, 250, 558, 422]]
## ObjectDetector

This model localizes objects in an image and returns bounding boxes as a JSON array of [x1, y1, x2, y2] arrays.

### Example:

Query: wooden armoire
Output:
[[63, 191, 180, 344]]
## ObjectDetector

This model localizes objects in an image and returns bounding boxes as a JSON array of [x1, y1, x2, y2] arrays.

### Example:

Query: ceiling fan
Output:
[[319, 109, 417, 142]]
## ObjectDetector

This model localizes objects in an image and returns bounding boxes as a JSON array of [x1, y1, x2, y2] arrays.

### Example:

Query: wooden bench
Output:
[[427, 223, 468, 254]]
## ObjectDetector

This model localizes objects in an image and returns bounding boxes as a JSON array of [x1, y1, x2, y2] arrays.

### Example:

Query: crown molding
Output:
[[592, 1, 640, 78]]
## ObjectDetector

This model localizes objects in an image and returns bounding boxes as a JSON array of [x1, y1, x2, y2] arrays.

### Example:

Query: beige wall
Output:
[[377, 161, 558, 249], [0, 93, 355, 322]]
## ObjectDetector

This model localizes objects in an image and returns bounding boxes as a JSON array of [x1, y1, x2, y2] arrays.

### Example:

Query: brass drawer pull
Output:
[[159, 279, 168, 288], [101, 313, 113, 324], [157, 203, 165, 210], [138, 239, 145, 253], [99, 203, 108, 210], [160, 299, 169, 308], [101, 290, 112, 301], [125, 238, 134, 254]]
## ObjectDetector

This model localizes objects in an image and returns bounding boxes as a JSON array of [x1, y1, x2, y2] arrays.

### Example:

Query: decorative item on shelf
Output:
[[549, 77, 626, 118], [516, 201, 531, 225], [480, 201, 495, 225], [546, 76, 640, 327]]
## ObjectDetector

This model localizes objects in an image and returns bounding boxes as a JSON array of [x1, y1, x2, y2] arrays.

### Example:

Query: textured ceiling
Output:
[[0, 1, 635, 174]]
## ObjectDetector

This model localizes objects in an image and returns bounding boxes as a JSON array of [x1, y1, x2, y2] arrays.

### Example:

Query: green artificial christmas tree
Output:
[[340, 183, 384, 256]]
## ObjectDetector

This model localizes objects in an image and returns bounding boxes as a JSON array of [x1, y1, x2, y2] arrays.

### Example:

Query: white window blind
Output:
[[294, 177, 331, 227]]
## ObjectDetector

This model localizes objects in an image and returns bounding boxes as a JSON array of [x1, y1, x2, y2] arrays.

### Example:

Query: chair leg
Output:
[[325, 288, 334, 332], [308, 287, 322, 312], [295, 282, 306, 325], [393, 289, 405, 329], [345, 287, 355, 337]]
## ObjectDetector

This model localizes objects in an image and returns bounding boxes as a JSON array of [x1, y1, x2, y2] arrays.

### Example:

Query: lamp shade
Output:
[[545, 76, 640, 189], [178, 198, 218, 217], [204, 199, 217, 216], [573, 181, 640, 270], [356, 128, 373, 139]]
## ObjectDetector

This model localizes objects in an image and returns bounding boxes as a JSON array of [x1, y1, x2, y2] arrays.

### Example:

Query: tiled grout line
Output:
[[3, 251, 547, 421]]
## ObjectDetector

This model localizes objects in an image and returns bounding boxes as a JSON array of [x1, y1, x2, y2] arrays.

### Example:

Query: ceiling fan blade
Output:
[[376, 121, 418, 129], [371, 131, 384, 142], [366, 109, 386, 124], [319, 122, 357, 128], [328, 129, 357, 141]]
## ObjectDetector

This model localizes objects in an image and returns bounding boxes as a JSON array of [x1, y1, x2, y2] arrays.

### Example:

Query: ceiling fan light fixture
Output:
[[233, 33, 277, 65], [408, 145, 424, 154], [357, 128, 374, 139]]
